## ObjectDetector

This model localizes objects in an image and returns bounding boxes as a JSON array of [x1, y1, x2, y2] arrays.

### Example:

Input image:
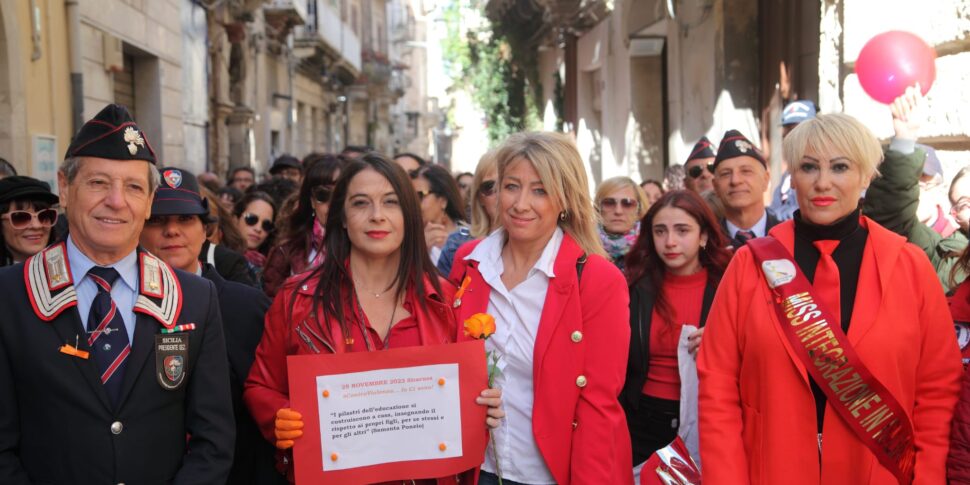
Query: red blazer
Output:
[[243, 272, 470, 484], [698, 217, 962, 484], [450, 232, 634, 485]]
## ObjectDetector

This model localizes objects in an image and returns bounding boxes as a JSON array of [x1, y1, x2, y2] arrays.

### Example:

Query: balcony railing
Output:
[[264, 0, 309, 25], [295, 0, 361, 73]]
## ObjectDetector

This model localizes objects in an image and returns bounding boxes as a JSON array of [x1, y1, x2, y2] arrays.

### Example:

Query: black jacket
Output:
[[201, 240, 257, 288], [0, 248, 235, 484], [620, 274, 719, 412], [201, 265, 285, 485]]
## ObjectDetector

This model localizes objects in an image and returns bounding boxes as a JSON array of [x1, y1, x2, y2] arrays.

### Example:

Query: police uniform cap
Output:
[[686, 136, 716, 163]]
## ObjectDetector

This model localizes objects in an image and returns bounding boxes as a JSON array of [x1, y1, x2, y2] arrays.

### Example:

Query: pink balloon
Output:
[[855, 31, 936, 104]]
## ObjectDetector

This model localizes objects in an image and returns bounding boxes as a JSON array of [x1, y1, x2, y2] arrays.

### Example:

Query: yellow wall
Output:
[[4, 0, 72, 181]]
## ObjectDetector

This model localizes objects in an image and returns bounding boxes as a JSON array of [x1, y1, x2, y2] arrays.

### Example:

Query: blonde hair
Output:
[[495, 132, 606, 258], [594, 176, 649, 220], [470, 149, 500, 238], [782, 113, 883, 180]]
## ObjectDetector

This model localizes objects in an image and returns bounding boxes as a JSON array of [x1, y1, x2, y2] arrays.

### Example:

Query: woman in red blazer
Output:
[[698, 114, 962, 484], [244, 154, 503, 484], [449, 132, 633, 485]]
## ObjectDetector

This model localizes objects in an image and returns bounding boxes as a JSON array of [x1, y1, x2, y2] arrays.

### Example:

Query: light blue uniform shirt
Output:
[[67, 236, 139, 343]]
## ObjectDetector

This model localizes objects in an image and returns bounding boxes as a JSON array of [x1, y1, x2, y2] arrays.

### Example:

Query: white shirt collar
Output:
[[66, 235, 139, 292], [725, 211, 768, 238], [467, 227, 563, 279]]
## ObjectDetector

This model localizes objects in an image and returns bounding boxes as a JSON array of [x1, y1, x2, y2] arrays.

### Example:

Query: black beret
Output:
[[269, 154, 301, 174], [686, 137, 716, 163], [713, 130, 767, 169], [152, 168, 209, 217], [65, 104, 157, 164], [0, 176, 59, 206]]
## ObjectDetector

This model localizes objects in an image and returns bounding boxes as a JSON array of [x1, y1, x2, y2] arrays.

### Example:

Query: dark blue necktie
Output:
[[86, 267, 131, 407], [734, 229, 757, 246]]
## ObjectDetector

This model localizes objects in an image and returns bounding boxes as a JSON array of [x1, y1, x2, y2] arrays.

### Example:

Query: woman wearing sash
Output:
[[698, 113, 962, 484], [620, 190, 731, 477], [244, 154, 503, 483], [449, 132, 633, 485]]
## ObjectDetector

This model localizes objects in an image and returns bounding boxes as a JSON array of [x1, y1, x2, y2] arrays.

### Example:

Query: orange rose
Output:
[[464, 313, 495, 340]]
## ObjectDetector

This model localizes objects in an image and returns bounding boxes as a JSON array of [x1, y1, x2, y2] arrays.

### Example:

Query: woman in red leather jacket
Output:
[[947, 233, 970, 484], [244, 154, 504, 484]]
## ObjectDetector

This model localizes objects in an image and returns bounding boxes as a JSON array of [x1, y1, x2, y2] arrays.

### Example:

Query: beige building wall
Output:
[[0, 0, 72, 187], [78, 0, 185, 166]]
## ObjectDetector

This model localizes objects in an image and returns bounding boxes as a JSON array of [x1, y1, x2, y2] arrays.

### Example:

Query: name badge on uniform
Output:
[[155, 333, 188, 390]]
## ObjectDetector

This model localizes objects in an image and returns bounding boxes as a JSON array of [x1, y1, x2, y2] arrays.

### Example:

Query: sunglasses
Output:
[[479, 180, 497, 197], [312, 185, 333, 204], [242, 213, 275, 233], [2, 209, 58, 229], [600, 198, 638, 211], [687, 163, 716, 179]]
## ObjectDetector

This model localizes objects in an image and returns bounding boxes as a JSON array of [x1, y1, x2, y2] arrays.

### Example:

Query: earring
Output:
[[559, 211, 567, 221]]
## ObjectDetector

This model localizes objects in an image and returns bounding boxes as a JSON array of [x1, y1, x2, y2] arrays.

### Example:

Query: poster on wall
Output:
[[32, 134, 58, 194]]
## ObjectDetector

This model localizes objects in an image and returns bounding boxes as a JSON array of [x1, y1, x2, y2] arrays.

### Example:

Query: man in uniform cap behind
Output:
[[712, 129, 779, 249], [140, 167, 284, 484], [0, 104, 234, 483], [268, 154, 302, 186], [683, 136, 717, 195]]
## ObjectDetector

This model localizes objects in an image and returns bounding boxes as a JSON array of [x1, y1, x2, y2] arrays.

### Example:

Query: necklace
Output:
[[354, 280, 392, 298]]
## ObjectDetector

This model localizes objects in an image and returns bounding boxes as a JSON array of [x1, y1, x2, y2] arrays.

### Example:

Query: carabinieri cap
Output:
[[64, 104, 157, 164]]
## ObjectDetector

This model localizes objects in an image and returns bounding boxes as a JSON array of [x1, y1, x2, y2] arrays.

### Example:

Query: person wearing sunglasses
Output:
[[439, 150, 500, 276], [0, 175, 60, 266], [595, 176, 648, 271], [683, 137, 717, 195], [233, 191, 278, 282], [263, 154, 344, 298], [412, 163, 467, 270], [244, 154, 504, 483]]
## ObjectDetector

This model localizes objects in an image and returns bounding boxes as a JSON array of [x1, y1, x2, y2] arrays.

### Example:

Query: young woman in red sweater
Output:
[[620, 190, 731, 473]]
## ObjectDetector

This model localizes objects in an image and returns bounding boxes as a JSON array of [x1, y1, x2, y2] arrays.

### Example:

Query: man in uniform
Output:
[[0, 104, 234, 483], [711, 129, 779, 248], [683, 136, 716, 195]]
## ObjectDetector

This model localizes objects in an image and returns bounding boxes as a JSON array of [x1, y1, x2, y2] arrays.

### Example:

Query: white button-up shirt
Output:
[[466, 227, 563, 484], [725, 210, 769, 239]]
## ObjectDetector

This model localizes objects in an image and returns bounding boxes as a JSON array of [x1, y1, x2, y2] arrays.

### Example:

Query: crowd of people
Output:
[[2, 87, 970, 485]]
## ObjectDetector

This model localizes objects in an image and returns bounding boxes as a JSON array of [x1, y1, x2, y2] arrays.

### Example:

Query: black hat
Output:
[[686, 137, 716, 163], [0, 176, 59, 206], [65, 104, 157, 164], [152, 167, 209, 218], [713, 130, 767, 169], [269, 154, 301, 174]]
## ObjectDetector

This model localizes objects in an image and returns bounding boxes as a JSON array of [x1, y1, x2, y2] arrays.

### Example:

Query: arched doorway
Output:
[[0, 0, 28, 173]]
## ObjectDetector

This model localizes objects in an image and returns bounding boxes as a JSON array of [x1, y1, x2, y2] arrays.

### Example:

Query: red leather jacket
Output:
[[243, 271, 474, 484], [949, 278, 970, 484]]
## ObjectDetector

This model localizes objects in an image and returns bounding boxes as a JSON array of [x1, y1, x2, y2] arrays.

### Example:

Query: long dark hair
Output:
[[278, 154, 344, 246], [415, 164, 466, 224], [0, 198, 58, 266], [233, 191, 278, 254], [625, 190, 731, 324], [301, 153, 442, 336]]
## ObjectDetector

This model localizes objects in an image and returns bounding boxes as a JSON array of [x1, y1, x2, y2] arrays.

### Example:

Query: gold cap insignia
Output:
[[123, 127, 146, 156]]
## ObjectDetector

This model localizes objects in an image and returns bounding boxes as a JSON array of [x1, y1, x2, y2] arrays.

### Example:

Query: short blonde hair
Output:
[[782, 113, 883, 180], [470, 149, 499, 238], [594, 176, 649, 220], [495, 132, 606, 258]]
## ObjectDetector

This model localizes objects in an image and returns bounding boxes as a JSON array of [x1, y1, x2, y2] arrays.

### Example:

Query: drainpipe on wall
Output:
[[65, 0, 83, 134]]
